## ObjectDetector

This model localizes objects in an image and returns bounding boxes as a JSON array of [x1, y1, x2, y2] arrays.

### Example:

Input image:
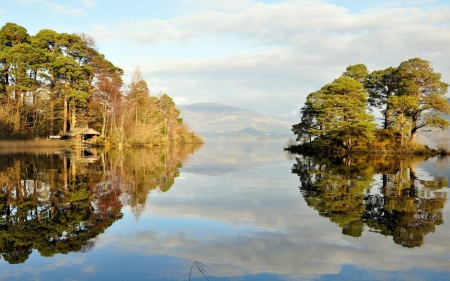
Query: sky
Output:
[[1, 0, 450, 119]]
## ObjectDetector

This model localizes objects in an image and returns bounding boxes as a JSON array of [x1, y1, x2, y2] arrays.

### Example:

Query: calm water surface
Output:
[[0, 139, 450, 281]]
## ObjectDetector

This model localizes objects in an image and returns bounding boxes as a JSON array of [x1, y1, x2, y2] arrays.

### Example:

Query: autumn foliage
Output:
[[0, 22, 201, 146]]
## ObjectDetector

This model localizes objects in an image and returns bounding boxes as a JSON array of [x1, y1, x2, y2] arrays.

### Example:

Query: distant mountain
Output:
[[229, 128, 267, 137], [177, 103, 293, 137]]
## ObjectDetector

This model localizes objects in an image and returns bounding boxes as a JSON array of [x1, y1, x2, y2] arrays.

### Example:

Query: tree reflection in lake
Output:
[[105, 145, 200, 219], [0, 144, 200, 264], [292, 155, 448, 248]]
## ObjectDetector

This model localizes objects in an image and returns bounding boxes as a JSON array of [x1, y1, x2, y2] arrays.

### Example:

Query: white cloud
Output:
[[91, 19, 193, 44], [132, 49, 319, 114], [19, 256, 87, 277], [88, 1, 450, 117], [173, 96, 189, 104], [81, 265, 95, 273], [178, 0, 251, 11], [16, 0, 86, 16], [80, 0, 95, 8], [42, 1, 86, 16], [110, 153, 449, 278], [91, 2, 450, 57], [90, 23, 120, 41]]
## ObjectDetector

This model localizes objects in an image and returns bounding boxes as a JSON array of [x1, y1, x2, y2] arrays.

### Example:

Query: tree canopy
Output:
[[292, 58, 450, 153], [293, 75, 376, 151], [0, 22, 201, 146]]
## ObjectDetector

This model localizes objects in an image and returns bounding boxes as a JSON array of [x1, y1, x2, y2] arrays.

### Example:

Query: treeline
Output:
[[292, 58, 450, 153], [0, 22, 201, 146]]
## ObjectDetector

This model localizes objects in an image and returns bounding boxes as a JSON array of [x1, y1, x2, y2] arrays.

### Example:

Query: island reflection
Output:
[[0, 144, 201, 264], [292, 155, 448, 248]]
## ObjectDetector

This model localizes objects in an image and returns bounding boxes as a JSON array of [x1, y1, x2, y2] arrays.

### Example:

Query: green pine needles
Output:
[[291, 58, 450, 154]]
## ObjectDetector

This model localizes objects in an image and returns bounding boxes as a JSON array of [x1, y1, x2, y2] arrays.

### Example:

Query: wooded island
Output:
[[289, 58, 450, 155], [0, 22, 201, 147]]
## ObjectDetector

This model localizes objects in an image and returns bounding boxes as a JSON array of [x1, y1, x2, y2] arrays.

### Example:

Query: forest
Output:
[[290, 58, 450, 154], [0, 22, 201, 147]]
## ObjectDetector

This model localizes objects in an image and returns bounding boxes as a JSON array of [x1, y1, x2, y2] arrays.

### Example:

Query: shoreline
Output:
[[284, 144, 447, 157]]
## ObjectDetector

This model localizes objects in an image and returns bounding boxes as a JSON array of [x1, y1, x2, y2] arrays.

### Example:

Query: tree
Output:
[[295, 76, 376, 150], [292, 58, 450, 152], [157, 93, 181, 141], [32, 28, 62, 135], [342, 63, 368, 83], [0, 23, 33, 137], [292, 100, 317, 143], [91, 64, 123, 136], [109, 97, 134, 148], [396, 58, 450, 142], [76, 33, 123, 135], [128, 67, 149, 100], [123, 68, 165, 145], [365, 67, 399, 129], [386, 95, 415, 145], [0, 23, 200, 144]]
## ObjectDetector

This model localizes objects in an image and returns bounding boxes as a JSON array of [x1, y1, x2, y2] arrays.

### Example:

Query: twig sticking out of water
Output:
[[189, 261, 211, 280]]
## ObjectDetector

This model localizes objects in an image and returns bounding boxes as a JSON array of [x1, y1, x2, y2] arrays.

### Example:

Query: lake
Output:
[[0, 139, 450, 281]]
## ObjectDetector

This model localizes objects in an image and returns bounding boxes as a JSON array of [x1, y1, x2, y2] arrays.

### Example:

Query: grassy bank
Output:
[[0, 137, 204, 149], [0, 139, 68, 148]]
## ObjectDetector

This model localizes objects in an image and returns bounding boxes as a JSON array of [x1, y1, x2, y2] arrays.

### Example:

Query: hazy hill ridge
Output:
[[177, 103, 292, 137]]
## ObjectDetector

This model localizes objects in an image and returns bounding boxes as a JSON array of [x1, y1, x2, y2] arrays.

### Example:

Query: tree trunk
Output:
[[410, 129, 417, 143], [70, 105, 76, 129], [50, 100, 54, 135], [345, 138, 353, 150], [101, 102, 107, 136], [384, 111, 389, 129], [63, 82, 68, 133], [410, 118, 418, 143], [382, 174, 388, 196]]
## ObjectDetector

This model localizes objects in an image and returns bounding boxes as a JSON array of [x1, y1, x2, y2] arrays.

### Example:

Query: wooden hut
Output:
[[60, 128, 101, 141]]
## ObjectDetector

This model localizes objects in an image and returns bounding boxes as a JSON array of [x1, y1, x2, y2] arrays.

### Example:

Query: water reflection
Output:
[[0, 144, 201, 264], [3, 140, 450, 280], [292, 155, 448, 248]]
